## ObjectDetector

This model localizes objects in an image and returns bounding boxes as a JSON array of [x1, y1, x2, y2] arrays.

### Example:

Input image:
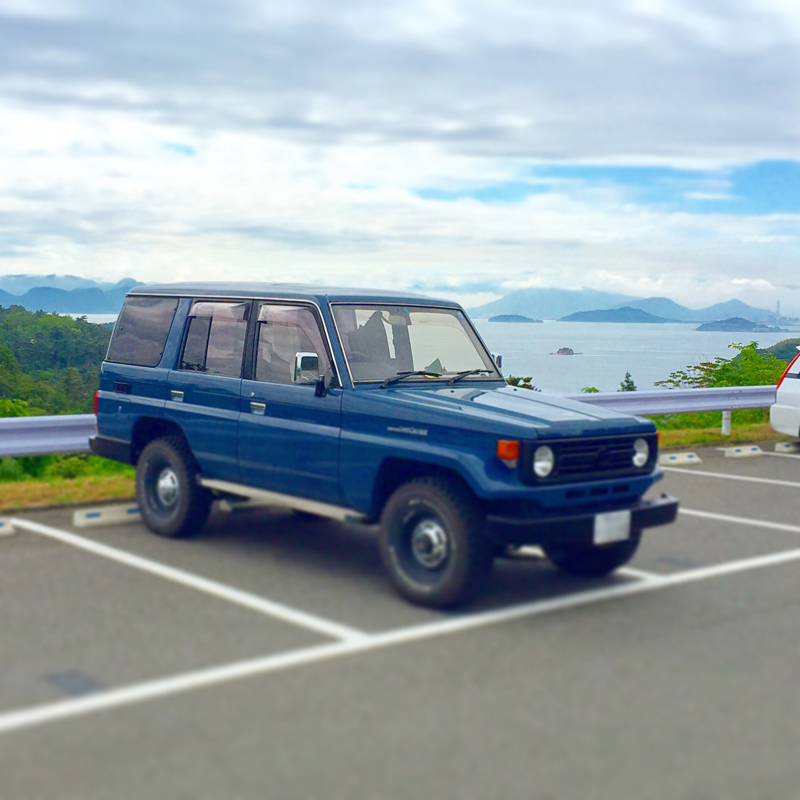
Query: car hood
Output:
[[351, 383, 654, 439]]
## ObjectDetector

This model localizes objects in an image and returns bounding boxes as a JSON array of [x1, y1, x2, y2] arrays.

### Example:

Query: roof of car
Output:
[[129, 282, 461, 307]]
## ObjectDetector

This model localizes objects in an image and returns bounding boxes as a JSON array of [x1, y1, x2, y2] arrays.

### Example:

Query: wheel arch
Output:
[[371, 457, 478, 519], [131, 416, 190, 465]]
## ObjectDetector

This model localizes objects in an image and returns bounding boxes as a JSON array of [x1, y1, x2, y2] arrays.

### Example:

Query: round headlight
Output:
[[633, 438, 649, 467], [533, 445, 555, 478]]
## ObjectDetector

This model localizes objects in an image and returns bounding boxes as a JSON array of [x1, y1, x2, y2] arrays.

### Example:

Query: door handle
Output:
[[170, 389, 184, 402], [250, 401, 266, 415]]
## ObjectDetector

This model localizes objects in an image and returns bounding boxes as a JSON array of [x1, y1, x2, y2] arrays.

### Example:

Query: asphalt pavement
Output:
[[1, 444, 799, 800]]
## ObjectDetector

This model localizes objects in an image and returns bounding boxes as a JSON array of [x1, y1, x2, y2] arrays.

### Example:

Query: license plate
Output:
[[593, 510, 631, 544]]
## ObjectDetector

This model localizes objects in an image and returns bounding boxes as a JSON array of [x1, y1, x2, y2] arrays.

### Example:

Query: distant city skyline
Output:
[[1, 1, 798, 311]]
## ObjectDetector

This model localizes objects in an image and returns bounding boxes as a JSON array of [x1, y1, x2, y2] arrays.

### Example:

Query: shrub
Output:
[[506, 376, 540, 391]]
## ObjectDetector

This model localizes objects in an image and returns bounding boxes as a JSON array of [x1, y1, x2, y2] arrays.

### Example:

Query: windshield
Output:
[[331, 304, 501, 384]]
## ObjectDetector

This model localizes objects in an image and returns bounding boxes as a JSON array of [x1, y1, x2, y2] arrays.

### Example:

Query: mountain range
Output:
[[0, 277, 142, 314], [469, 288, 775, 323], [0, 276, 779, 323]]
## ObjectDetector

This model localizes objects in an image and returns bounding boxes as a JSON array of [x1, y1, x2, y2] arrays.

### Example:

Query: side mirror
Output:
[[294, 352, 320, 383], [492, 353, 503, 370], [314, 367, 338, 398]]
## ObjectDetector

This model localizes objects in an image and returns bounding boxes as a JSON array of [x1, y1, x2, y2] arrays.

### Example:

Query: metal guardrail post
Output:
[[721, 409, 732, 436]]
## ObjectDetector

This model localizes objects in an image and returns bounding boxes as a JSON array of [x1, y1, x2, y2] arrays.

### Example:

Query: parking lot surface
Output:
[[2, 445, 800, 799]]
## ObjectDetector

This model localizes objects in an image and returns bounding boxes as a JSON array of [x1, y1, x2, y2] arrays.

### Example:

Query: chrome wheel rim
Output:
[[411, 518, 449, 569], [156, 468, 179, 507]]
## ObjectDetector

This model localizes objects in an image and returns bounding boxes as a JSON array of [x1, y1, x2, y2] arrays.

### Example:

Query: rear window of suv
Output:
[[107, 296, 179, 367]]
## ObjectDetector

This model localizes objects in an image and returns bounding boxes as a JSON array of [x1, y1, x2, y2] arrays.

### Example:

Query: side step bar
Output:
[[199, 478, 369, 524]]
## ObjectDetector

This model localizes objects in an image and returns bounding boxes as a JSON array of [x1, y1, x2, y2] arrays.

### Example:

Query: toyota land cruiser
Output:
[[92, 283, 678, 608]]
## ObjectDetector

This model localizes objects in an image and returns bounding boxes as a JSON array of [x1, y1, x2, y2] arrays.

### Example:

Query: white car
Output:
[[771, 347, 800, 438]]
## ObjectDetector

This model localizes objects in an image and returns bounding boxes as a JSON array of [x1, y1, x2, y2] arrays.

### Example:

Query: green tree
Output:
[[654, 341, 786, 389], [618, 371, 637, 392], [0, 306, 110, 413], [0, 398, 31, 417]]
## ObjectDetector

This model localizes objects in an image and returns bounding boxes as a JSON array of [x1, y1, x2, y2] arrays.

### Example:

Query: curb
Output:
[[718, 445, 764, 459], [775, 442, 800, 454], [73, 504, 141, 529], [659, 452, 702, 466]]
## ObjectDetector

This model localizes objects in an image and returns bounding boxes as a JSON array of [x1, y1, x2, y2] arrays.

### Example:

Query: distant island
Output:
[[559, 307, 677, 324], [696, 317, 785, 333], [488, 314, 542, 323], [555, 347, 574, 355]]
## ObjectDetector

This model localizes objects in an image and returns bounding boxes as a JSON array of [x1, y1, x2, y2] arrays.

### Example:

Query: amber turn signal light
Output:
[[496, 440, 520, 461]]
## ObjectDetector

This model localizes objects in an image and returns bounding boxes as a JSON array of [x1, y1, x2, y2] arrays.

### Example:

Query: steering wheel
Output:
[[348, 351, 368, 363]]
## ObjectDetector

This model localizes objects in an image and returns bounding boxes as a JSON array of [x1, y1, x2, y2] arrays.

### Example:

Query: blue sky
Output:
[[415, 160, 800, 216]]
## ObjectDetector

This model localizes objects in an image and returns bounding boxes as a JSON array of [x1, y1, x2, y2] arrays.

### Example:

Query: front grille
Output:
[[520, 433, 657, 484]]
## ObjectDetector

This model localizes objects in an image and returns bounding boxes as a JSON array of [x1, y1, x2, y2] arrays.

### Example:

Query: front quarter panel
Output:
[[338, 384, 660, 517]]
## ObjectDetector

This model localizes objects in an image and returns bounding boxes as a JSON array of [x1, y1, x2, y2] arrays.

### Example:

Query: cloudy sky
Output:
[[1, 0, 799, 310]]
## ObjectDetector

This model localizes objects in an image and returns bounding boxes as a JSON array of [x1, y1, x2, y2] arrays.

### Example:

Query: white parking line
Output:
[[10, 518, 367, 644], [765, 451, 800, 460], [3, 544, 800, 735], [662, 466, 800, 488], [680, 507, 800, 535]]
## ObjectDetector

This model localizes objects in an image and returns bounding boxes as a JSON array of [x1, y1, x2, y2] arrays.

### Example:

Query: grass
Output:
[[658, 422, 792, 449], [0, 474, 135, 512]]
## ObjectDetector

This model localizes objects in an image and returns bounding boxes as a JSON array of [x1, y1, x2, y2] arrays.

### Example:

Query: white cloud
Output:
[[731, 278, 773, 290], [0, 0, 798, 311]]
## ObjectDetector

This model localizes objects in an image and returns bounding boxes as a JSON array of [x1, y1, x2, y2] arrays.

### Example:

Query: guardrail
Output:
[[0, 414, 95, 458], [0, 384, 778, 458], [564, 385, 776, 435], [564, 385, 776, 415]]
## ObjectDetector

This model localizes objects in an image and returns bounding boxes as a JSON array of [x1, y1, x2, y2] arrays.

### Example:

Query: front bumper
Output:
[[485, 493, 679, 547]]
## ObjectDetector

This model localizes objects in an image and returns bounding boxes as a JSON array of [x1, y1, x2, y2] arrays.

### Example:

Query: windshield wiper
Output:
[[381, 370, 442, 388], [447, 369, 493, 385]]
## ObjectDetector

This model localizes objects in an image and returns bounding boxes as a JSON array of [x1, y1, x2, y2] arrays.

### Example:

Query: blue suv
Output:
[[92, 283, 678, 608]]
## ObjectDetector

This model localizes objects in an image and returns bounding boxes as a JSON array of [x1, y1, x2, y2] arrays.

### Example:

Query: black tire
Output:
[[379, 476, 493, 609], [136, 436, 212, 538], [544, 531, 642, 578]]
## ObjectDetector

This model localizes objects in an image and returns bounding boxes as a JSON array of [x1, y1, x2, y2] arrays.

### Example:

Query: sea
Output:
[[66, 313, 119, 325], [472, 320, 800, 395], [69, 313, 798, 396]]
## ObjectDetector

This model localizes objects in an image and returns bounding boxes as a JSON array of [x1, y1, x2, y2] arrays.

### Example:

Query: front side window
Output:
[[107, 295, 179, 367], [332, 305, 499, 383], [255, 304, 331, 385], [180, 301, 248, 377]]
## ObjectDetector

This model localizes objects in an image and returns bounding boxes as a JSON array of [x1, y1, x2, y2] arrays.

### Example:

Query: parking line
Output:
[[4, 544, 800, 736], [9, 518, 367, 644], [765, 451, 800, 460], [681, 507, 800, 535], [662, 466, 800, 488], [617, 566, 662, 581]]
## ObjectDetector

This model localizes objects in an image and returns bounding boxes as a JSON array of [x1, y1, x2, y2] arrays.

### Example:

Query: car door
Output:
[[166, 299, 249, 482], [238, 302, 343, 504]]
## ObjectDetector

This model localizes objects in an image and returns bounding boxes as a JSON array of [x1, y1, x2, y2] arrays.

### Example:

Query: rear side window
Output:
[[180, 301, 249, 378], [107, 296, 179, 367]]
